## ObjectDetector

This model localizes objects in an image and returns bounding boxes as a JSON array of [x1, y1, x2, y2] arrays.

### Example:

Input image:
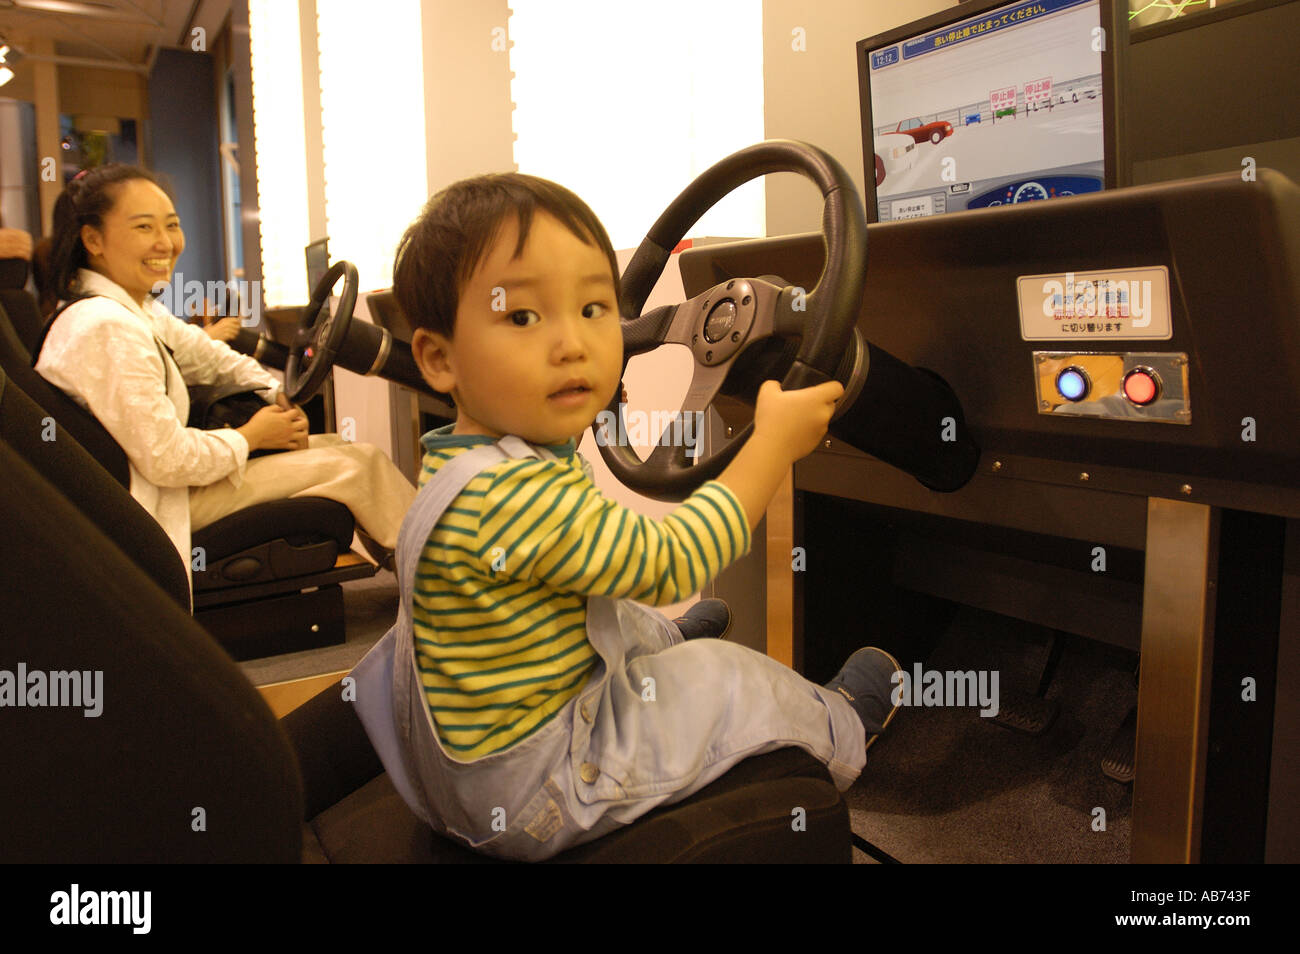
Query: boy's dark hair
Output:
[[393, 173, 621, 339], [48, 163, 173, 301]]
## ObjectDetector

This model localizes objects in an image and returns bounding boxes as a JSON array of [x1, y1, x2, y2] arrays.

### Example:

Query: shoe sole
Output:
[[718, 603, 733, 641], [863, 646, 904, 753]]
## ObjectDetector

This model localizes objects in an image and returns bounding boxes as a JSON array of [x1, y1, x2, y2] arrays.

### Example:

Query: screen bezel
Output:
[[855, 0, 1128, 223]]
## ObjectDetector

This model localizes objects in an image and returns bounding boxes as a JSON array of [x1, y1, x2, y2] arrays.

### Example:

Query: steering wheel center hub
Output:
[[703, 299, 737, 343], [691, 279, 760, 367]]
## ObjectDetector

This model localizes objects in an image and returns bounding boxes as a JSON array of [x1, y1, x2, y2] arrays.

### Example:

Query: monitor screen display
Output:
[[863, 0, 1107, 222], [305, 238, 330, 295]]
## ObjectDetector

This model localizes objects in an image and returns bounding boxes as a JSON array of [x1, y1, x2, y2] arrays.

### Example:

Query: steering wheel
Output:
[[600, 139, 866, 500], [284, 261, 359, 404]]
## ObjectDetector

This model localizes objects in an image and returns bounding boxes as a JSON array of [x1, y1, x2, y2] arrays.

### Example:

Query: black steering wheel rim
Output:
[[599, 139, 867, 499], [284, 260, 358, 404]]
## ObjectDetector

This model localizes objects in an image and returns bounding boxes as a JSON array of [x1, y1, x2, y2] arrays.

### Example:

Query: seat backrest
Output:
[[0, 293, 131, 487], [0, 256, 44, 355], [0, 365, 190, 610], [0, 434, 303, 861]]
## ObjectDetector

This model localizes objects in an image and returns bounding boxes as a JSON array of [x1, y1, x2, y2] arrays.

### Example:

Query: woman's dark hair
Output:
[[392, 172, 621, 340], [48, 164, 173, 301]]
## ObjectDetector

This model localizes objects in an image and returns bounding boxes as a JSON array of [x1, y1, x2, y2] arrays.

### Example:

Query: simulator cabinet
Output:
[[681, 170, 1300, 863]]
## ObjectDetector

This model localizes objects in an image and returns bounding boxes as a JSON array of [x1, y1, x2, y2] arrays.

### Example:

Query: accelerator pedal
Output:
[[1101, 706, 1138, 783]]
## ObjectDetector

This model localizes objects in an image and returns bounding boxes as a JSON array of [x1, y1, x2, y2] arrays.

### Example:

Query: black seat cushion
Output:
[[282, 675, 850, 864], [0, 436, 302, 861], [305, 750, 848, 864], [194, 496, 355, 561]]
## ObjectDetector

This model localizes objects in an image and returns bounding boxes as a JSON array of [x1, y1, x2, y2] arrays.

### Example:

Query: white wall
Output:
[[762, 0, 957, 236], [333, 0, 961, 606]]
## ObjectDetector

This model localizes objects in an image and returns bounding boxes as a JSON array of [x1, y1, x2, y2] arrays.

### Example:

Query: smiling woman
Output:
[[31, 163, 415, 593]]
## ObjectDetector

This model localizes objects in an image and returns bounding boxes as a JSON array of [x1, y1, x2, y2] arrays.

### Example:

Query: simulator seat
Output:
[[0, 259, 375, 660], [0, 384, 852, 862]]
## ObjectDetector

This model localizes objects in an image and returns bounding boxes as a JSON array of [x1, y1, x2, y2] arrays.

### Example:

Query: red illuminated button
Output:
[[1122, 368, 1160, 406]]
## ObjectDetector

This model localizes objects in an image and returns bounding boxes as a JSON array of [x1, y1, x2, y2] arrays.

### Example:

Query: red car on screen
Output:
[[895, 117, 954, 145]]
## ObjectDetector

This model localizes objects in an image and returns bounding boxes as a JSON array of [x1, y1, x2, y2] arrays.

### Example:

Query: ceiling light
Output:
[[12, 0, 118, 15], [0, 35, 21, 86]]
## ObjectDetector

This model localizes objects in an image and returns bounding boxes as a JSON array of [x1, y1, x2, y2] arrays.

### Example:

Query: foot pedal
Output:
[[1101, 706, 1137, 783], [991, 689, 1059, 735]]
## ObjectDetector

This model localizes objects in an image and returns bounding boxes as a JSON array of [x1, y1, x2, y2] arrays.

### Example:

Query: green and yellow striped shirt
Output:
[[413, 426, 751, 762]]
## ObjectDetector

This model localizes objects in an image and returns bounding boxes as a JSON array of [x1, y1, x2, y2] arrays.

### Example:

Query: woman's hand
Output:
[[274, 391, 310, 450], [204, 315, 242, 342], [236, 402, 309, 452]]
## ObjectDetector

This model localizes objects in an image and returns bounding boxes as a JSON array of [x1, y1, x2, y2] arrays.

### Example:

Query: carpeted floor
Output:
[[846, 605, 1137, 863]]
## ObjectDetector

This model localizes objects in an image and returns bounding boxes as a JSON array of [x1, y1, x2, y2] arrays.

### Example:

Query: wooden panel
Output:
[[257, 669, 351, 719], [765, 469, 795, 666], [1132, 498, 1217, 863]]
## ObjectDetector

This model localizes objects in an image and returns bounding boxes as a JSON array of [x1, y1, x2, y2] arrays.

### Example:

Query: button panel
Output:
[[1033, 352, 1190, 423]]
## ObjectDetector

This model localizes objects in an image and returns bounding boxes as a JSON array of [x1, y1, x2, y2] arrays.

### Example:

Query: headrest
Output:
[[0, 229, 34, 288], [0, 256, 30, 290]]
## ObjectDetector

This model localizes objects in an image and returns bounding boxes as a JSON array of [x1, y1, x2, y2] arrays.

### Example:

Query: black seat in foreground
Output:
[[0, 433, 303, 861], [1, 367, 851, 863], [287, 683, 851, 863], [0, 260, 375, 659]]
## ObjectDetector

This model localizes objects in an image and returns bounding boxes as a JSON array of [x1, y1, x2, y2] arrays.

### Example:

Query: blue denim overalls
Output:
[[351, 435, 866, 861]]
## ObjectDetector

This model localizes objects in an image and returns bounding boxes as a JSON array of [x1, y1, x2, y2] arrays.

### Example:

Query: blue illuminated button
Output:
[[1055, 367, 1089, 402]]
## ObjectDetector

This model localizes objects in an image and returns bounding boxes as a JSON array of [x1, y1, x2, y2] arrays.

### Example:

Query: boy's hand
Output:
[[752, 378, 844, 464], [717, 377, 845, 533]]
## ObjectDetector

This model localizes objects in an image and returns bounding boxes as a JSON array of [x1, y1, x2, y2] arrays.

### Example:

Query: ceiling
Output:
[[0, 0, 231, 73]]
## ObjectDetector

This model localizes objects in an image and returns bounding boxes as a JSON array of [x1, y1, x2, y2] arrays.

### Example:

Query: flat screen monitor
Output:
[[857, 0, 1125, 222], [305, 238, 330, 295]]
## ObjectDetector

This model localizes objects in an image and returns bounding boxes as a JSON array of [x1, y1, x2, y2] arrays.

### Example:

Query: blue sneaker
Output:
[[824, 647, 904, 751], [672, 599, 732, 640]]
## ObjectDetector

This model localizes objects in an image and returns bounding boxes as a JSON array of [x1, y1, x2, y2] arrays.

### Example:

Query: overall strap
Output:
[[394, 437, 558, 624], [351, 433, 559, 828]]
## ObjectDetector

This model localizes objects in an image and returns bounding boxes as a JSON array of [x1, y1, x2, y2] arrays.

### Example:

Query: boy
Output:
[[377, 172, 900, 860]]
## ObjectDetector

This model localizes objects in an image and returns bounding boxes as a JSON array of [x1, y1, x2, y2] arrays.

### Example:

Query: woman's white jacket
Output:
[[35, 269, 282, 581]]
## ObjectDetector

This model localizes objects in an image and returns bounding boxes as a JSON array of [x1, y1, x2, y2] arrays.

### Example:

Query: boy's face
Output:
[[411, 212, 623, 445]]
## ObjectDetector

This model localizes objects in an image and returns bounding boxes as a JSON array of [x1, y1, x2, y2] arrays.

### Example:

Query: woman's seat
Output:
[[0, 259, 374, 659]]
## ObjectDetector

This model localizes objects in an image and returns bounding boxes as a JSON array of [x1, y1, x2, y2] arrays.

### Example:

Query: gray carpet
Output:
[[846, 606, 1136, 863]]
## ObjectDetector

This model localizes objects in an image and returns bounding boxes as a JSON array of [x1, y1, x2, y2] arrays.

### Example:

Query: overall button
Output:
[[580, 700, 592, 723], [579, 762, 600, 784]]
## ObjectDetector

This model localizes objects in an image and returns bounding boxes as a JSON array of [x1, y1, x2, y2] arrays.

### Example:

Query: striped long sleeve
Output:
[[412, 442, 750, 761]]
